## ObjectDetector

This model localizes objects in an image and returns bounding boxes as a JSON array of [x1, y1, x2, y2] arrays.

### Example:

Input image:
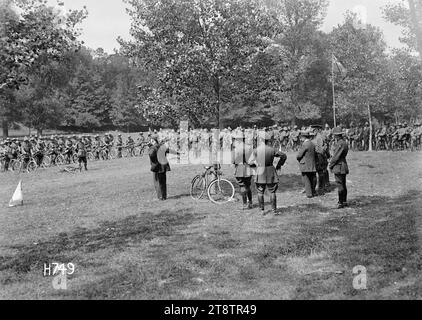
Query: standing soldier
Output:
[[232, 131, 254, 210], [148, 134, 181, 201], [76, 135, 88, 171], [126, 135, 135, 156], [116, 134, 123, 158], [2, 139, 12, 171], [311, 125, 330, 195], [21, 137, 32, 169], [297, 130, 317, 198], [329, 127, 349, 208], [64, 136, 74, 164], [289, 125, 300, 151], [249, 132, 287, 215]]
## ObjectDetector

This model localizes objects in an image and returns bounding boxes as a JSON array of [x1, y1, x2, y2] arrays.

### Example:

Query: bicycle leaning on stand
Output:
[[190, 163, 235, 205]]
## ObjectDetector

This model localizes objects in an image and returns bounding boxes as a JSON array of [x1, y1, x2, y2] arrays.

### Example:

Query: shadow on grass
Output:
[[292, 190, 422, 299], [0, 208, 197, 276]]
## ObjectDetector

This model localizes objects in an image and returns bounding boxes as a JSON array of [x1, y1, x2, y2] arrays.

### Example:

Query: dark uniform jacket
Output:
[[231, 142, 254, 178], [313, 134, 330, 171], [329, 138, 349, 175], [297, 140, 316, 173], [249, 144, 287, 184], [149, 143, 178, 173], [76, 141, 86, 157]]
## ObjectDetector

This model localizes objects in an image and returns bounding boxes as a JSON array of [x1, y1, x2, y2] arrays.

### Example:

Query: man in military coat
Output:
[[329, 127, 349, 208], [232, 131, 254, 210], [249, 131, 287, 215], [148, 134, 181, 201], [297, 130, 317, 198], [311, 125, 331, 195]]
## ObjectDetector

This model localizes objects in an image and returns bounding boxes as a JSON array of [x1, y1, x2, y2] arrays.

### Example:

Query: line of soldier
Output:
[[154, 122, 422, 154], [0, 133, 148, 172]]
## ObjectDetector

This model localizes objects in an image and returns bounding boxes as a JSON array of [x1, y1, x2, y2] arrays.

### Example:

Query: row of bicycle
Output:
[[0, 144, 149, 173]]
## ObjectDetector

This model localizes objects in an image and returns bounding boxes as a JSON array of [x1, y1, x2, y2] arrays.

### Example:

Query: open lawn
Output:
[[0, 151, 422, 299]]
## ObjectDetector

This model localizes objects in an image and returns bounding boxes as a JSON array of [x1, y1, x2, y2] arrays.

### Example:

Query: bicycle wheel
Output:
[[207, 178, 235, 205], [87, 152, 95, 161], [42, 155, 52, 168], [10, 159, 22, 172], [27, 160, 38, 173], [55, 154, 65, 167], [110, 148, 117, 159], [72, 153, 79, 164], [122, 148, 129, 158], [190, 175, 206, 200]]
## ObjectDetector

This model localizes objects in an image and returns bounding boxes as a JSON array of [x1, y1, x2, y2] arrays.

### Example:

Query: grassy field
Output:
[[0, 151, 421, 300]]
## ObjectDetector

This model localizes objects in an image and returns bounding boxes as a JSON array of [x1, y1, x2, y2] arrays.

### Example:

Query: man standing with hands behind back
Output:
[[329, 127, 349, 209], [297, 130, 317, 198], [249, 131, 287, 216]]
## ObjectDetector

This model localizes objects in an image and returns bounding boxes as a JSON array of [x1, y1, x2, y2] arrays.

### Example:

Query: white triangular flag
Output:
[[9, 180, 23, 207]]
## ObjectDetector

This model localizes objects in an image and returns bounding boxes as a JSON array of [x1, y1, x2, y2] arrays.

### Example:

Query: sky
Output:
[[48, 0, 405, 53]]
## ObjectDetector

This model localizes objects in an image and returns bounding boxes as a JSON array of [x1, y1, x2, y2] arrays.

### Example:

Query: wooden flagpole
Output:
[[332, 54, 337, 128]]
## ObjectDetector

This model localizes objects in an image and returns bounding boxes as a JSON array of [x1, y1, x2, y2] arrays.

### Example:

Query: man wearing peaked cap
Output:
[[329, 127, 349, 209], [248, 131, 287, 215], [232, 131, 254, 210], [148, 134, 182, 201], [297, 130, 317, 198]]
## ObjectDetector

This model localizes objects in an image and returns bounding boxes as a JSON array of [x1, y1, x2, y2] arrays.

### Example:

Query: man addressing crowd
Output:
[[148, 134, 181, 201]]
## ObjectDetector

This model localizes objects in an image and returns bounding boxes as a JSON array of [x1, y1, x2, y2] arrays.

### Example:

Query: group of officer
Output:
[[148, 124, 350, 214], [231, 124, 349, 214]]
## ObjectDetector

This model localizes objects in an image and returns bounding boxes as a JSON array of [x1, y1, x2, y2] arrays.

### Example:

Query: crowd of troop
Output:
[[1, 121, 420, 174], [154, 121, 422, 153], [0, 133, 149, 172]]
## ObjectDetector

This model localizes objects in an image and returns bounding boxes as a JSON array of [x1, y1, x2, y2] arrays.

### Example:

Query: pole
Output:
[[368, 103, 373, 152], [332, 54, 337, 128]]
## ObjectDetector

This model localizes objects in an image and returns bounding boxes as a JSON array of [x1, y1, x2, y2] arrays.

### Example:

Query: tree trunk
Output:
[[214, 76, 222, 130], [408, 0, 422, 63], [368, 103, 373, 152], [37, 128, 43, 136], [2, 119, 9, 138]]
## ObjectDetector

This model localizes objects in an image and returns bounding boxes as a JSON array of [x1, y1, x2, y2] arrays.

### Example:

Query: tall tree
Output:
[[263, 0, 329, 124], [330, 13, 390, 126], [0, 0, 86, 136], [383, 0, 422, 59], [119, 0, 281, 129]]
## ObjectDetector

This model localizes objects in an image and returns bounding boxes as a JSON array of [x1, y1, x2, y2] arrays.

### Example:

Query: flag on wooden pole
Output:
[[9, 180, 23, 207], [332, 54, 347, 79]]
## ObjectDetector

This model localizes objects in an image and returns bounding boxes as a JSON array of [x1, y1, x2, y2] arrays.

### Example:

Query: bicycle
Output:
[[190, 163, 235, 205], [10, 154, 38, 173]]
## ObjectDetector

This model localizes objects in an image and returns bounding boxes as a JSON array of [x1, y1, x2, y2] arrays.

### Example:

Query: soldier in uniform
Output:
[[64, 136, 74, 164], [249, 132, 287, 215], [232, 131, 254, 210], [126, 135, 135, 156], [148, 134, 181, 201], [116, 134, 123, 158], [297, 130, 317, 198], [21, 137, 32, 169], [76, 135, 88, 171], [2, 139, 12, 171], [329, 127, 349, 208], [362, 122, 370, 151], [311, 125, 330, 195]]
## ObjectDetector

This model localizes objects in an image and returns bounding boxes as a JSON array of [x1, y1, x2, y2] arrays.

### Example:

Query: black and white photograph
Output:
[[1, 0, 422, 302]]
